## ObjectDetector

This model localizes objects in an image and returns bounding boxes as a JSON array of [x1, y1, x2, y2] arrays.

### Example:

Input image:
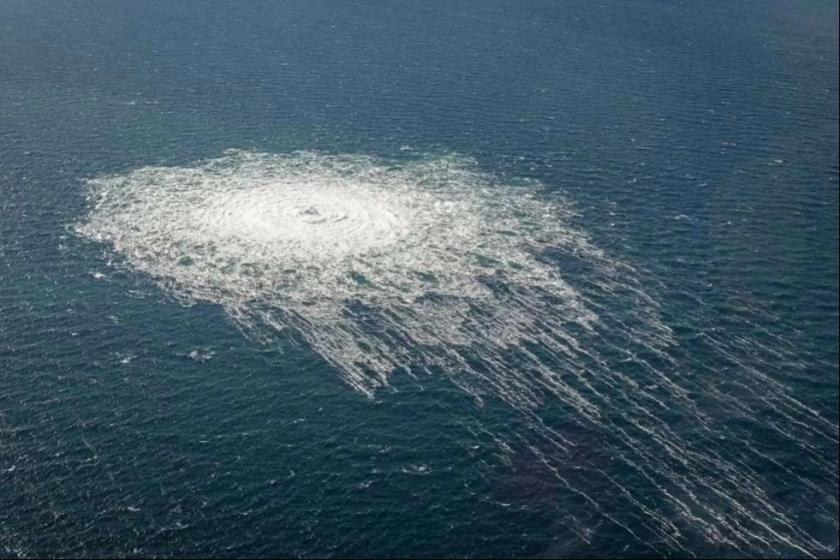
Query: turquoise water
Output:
[[1, 1, 837, 557]]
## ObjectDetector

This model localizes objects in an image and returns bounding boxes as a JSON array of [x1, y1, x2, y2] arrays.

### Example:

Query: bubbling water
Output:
[[77, 150, 601, 396], [77, 150, 837, 556]]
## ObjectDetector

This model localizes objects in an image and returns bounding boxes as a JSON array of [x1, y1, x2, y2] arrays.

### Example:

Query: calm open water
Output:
[[1, 1, 838, 557]]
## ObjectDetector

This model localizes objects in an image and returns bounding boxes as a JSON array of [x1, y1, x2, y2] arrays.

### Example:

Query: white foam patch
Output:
[[77, 150, 601, 398], [76, 150, 837, 556]]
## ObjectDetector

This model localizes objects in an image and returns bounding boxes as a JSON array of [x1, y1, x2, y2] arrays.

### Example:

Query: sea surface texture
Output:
[[1, 1, 838, 558]]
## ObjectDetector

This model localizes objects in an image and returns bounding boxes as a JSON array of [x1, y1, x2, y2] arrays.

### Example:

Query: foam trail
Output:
[[77, 150, 837, 556]]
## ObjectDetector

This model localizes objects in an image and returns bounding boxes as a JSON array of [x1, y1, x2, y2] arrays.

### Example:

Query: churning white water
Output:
[[76, 150, 604, 400], [76, 150, 837, 557]]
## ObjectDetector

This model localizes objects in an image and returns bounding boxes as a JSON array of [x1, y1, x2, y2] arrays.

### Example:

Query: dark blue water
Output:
[[1, 1, 837, 557]]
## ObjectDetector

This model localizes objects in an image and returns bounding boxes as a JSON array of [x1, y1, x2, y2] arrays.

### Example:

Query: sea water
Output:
[[1, 1, 837, 557]]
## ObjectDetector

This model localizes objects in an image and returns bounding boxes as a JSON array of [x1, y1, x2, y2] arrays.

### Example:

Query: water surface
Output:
[[1, 1, 838, 557]]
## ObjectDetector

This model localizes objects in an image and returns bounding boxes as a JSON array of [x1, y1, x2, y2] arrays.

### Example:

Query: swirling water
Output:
[[1, 1, 837, 558]]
